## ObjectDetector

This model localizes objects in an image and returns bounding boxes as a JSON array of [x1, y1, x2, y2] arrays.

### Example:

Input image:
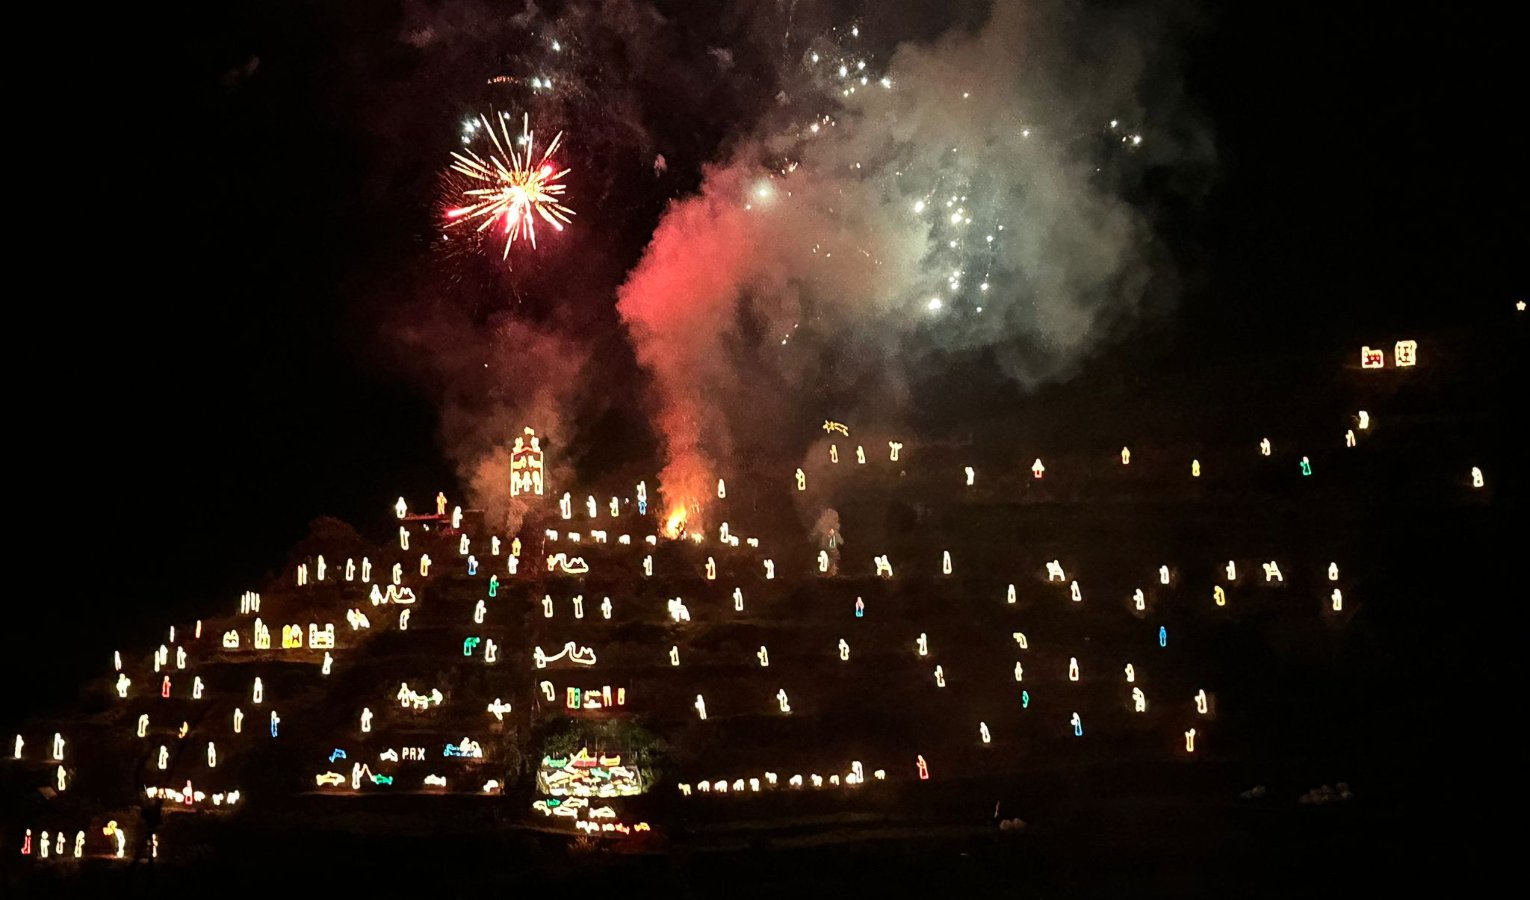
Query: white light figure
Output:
[[874, 555, 892, 578], [602, 597, 613, 619], [1214, 585, 1227, 606], [1192, 459, 1201, 477], [116, 673, 131, 698], [856, 445, 866, 464], [942, 551, 953, 575], [1133, 687, 1147, 712], [154, 645, 167, 672], [12, 735, 22, 759], [459, 534, 470, 556], [1345, 429, 1356, 448], [1361, 345, 1383, 368], [1394, 339, 1417, 367], [74, 832, 83, 859], [1133, 589, 1146, 611], [1006, 584, 1017, 605], [1068, 657, 1080, 682], [795, 469, 806, 491], [361, 707, 373, 733], [669, 646, 680, 667], [839, 639, 850, 661], [322, 652, 333, 675], [1031, 458, 1046, 479], [1014, 632, 1029, 649], [207, 742, 216, 768], [234, 708, 243, 734], [1121, 447, 1131, 465], [1472, 467, 1485, 488], [776, 689, 791, 713], [309, 623, 335, 649], [1195, 689, 1209, 714], [584, 494, 597, 519], [1070, 581, 1082, 603], [50, 732, 65, 761], [508, 556, 519, 575], [818, 550, 830, 573], [392, 562, 402, 585], [757, 646, 770, 667], [157, 745, 169, 769], [543, 595, 554, 618], [1046, 560, 1066, 582], [114, 650, 122, 671], [610, 497, 620, 515], [1260, 437, 1271, 456], [980, 722, 991, 744], [317, 555, 327, 581], [56, 765, 67, 791], [572, 595, 585, 618], [419, 554, 432, 576], [706, 557, 717, 580], [1263, 561, 1283, 582], [1226, 560, 1238, 581], [298, 563, 308, 586], [667, 597, 690, 623], [485, 639, 498, 663], [916, 633, 929, 657], [889, 441, 903, 461], [830, 444, 839, 463], [694, 695, 707, 720], [395, 497, 407, 519], [1327, 562, 1340, 581], [39, 831, 47, 859], [765, 559, 776, 579], [193, 676, 204, 699], [1125, 663, 1136, 683], [487, 698, 511, 721], [540, 681, 555, 701], [1331, 589, 1343, 611], [397, 609, 411, 631], [964, 466, 975, 486], [1185, 728, 1197, 752], [1159, 565, 1170, 585], [590, 531, 606, 544], [252, 677, 263, 704], [1071, 712, 1083, 737], [491, 536, 501, 555], [362, 557, 372, 582], [643, 556, 653, 577], [472, 599, 486, 624]]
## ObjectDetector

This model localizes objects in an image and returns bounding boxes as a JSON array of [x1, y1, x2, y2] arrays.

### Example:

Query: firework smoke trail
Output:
[[445, 112, 574, 258]]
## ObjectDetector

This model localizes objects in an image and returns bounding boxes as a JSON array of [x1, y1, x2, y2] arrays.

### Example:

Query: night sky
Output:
[[5, 0, 1522, 729]]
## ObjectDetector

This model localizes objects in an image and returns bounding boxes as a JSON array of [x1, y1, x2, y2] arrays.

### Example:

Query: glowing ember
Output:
[[663, 506, 688, 539]]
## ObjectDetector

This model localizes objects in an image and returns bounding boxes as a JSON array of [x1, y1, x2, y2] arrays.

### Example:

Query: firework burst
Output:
[[445, 112, 574, 258]]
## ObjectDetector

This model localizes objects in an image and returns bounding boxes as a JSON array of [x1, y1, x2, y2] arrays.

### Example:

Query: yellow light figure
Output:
[[1331, 588, 1343, 611], [1185, 728, 1196, 752], [1121, 447, 1131, 465], [856, 445, 866, 464], [839, 639, 850, 661], [1192, 459, 1201, 477], [874, 555, 892, 578], [1125, 663, 1135, 682], [1214, 585, 1226, 607], [1013, 632, 1029, 649], [830, 444, 839, 463], [1068, 657, 1080, 682], [1263, 561, 1282, 582], [1260, 438, 1271, 456], [934, 666, 945, 687], [1132, 687, 1146, 712], [795, 469, 806, 491], [252, 677, 263, 705], [419, 554, 431, 576], [757, 646, 770, 667], [1195, 689, 1209, 714]]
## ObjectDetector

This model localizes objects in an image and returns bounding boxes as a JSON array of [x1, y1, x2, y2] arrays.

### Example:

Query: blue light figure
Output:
[[270, 713, 280, 738], [328, 748, 347, 763], [1021, 690, 1030, 709], [639, 499, 648, 515], [854, 598, 865, 618], [468, 557, 478, 575], [1159, 626, 1167, 648]]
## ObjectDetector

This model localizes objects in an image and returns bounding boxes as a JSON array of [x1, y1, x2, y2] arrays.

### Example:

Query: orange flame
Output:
[[663, 506, 688, 540]]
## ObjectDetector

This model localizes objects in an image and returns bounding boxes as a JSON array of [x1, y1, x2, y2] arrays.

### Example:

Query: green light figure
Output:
[[463, 636, 481, 657], [488, 575, 498, 598], [1300, 457, 1312, 476], [1021, 690, 1030, 709]]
